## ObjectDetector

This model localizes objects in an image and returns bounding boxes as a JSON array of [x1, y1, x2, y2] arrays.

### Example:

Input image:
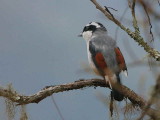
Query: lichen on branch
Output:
[[0, 79, 160, 119], [90, 0, 160, 61]]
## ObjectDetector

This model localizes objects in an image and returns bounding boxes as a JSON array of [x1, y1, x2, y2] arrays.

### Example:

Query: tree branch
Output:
[[0, 78, 160, 119], [0, 79, 106, 105], [90, 0, 160, 61]]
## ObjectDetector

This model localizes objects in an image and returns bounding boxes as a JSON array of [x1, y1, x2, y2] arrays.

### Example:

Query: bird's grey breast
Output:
[[89, 35, 119, 73]]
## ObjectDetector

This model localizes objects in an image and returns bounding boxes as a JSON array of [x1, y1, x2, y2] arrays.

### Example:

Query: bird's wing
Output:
[[89, 38, 118, 76], [94, 52, 107, 70], [114, 47, 128, 76], [89, 40, 107, 76]]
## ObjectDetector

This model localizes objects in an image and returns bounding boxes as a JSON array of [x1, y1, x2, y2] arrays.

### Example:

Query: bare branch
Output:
[[0, 79, 107, 105], [90, 0, 160, 61], [0, 78, 160, 119]]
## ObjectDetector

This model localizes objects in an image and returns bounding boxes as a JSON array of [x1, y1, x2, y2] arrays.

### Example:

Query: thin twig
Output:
[[51, 96, 65, 120], [140, 0, 154, 42], [130, 0, 140, 34], [137, 0, 160, 20], [105, 6, 118, 11]]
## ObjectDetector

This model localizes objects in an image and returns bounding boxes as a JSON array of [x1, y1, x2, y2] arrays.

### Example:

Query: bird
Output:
[[78, 22, 128, 101]]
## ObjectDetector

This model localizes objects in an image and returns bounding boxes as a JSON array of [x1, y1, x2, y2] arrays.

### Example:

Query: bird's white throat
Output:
[[82, 31, 93, 42]]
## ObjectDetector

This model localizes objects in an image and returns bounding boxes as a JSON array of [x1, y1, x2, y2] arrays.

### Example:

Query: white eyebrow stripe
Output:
[[90, 22, 101, 28], [85, 22, 101, 28]]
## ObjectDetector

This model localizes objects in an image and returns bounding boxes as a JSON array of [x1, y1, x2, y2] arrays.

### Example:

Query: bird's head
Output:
[[78, 22, 107, 41]]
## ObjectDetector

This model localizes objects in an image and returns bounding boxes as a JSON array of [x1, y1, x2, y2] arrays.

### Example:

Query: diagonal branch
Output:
[[0, 79, 106, 105], [90, 0, 160, 61], [0, 78, 160, 119]]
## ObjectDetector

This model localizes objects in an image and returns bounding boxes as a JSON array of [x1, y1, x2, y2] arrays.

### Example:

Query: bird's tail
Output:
[[111, 74, 124, 101]]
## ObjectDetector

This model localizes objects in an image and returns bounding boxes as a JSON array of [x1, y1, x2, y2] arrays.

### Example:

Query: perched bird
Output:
[[79, 22, 128, 101]]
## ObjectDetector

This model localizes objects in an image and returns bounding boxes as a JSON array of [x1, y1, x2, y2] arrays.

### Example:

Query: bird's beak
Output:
[[78, 32, 82, 37]]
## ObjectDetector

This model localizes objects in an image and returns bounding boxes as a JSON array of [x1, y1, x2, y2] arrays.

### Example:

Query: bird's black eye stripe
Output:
[[83, 25, 96, 32]]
